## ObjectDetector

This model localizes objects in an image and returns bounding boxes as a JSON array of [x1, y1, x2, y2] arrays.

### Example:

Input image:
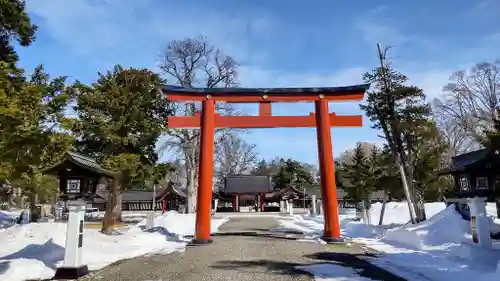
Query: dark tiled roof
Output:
[[224, 175, 273, 194], [439, 149, 490, 174], [42, 151, 116, 177], [94, 185, 187, 203], [162, 84, 370, 95]]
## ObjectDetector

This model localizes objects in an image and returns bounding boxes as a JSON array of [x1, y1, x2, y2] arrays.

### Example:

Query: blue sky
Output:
[[19, 0, 500, 165]]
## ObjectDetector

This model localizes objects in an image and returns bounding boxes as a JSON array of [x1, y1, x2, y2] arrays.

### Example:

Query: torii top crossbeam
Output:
[[163, 84, 370, 102], [164, 84, 369, 129]]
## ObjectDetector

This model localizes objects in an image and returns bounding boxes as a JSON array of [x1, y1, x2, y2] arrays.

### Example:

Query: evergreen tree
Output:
[[339, 143, 376, 202], [361, 45, 432, 223], [485, 108, 500, 150], [69, 65, 172, 234], [0, 0, 38, 63], [0, 63, 73, 211], [252, 160, 271, 176], [273, 159, 315, 190], [0, 2, 71, 210], [405, 120, 450, 201], [483, 108, 500, 199]]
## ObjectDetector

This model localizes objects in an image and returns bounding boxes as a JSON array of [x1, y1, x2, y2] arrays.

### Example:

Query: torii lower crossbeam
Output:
[[165, 84, 369, 245], [169, 114, 362, 129]]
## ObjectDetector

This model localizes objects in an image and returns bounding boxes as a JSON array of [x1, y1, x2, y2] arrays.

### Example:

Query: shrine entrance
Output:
[[165, 84, 369, 244]]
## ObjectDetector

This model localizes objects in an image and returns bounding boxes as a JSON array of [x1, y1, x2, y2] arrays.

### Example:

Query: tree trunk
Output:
[[101, 180, 122, 234], [404, 148, 427, 223], [411, 187, 427, 222], [29, 193, 38, 222], [378, 189, 388, 226], [186, 167, 197, 214]]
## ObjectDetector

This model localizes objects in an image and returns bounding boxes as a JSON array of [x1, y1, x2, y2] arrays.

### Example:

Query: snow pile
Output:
[[0, 211, 16, 228], [0, 211, 228, 281], [272, 202, 500, 281], [370, 202, 447, 225], [382, 206, 470, 250]]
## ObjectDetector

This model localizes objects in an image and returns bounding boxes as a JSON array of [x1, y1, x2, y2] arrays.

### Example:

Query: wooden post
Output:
[[315, 99, 342, 242], [193, 98, 215, 245]]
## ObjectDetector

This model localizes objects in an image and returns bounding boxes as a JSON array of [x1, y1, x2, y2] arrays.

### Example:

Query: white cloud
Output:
[[26, 0, 274, 64]]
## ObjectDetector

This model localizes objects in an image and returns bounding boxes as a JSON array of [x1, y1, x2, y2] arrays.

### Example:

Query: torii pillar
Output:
[[315, 98, 342, 241], [193, 99, 215, 244]]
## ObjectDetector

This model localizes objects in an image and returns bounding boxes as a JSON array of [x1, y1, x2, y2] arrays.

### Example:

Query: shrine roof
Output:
[[41, 151, 116, 177], [438, 148, 491, 175], [94, 184, 187, 203], [224, 174, 273, 194]]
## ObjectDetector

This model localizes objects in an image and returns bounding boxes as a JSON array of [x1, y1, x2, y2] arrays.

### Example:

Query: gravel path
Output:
[[79, 216, 407, 281]]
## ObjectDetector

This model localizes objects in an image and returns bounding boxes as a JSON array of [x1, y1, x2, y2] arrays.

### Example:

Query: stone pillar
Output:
[[21, 209, 30, 224], [146, 212, 155, 229], [318, 200, 324, 215], [311, 195, 317, 217], [234, 195, 239, 212], [288, 199, 294, 216], [468, 197, 492, 249], [54, 201, 89, 279], [257, 194, 261, 212], [213, 199, 219, 214], [280, 200, 285, 213]]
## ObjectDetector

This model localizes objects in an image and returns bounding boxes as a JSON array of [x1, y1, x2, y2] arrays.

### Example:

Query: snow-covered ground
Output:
[[0, 211, 228, 281], [0, 210, 19, 228], [273, 202, 500, 281]]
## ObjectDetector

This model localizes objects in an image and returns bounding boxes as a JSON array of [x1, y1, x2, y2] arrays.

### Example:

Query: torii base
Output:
[[322, 236, 346, 244], [53, 265, 89, 280], [187, 238, 214, 247]]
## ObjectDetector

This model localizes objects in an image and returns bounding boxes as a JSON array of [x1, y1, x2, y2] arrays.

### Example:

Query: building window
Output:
[[476, 177, 489, 190], [67, 179, 81, 193], [459, 175, 469, 191]]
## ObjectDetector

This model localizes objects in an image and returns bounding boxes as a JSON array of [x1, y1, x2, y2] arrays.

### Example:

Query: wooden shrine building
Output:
[[216, 175, 274, 212], [439, 149, 500, 199], [439, 148, 500, 219], [42, 151, 186, 212], [42, 151, 116, 202]]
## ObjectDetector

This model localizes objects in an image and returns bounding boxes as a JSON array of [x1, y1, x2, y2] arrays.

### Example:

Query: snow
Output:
[[272, 202, 500, 281], [0, 211, 228, 281], [0, 211, 18, 228]]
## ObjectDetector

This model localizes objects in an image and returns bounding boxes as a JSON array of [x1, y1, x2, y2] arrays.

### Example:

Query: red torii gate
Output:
[[165, 84, 369, 244]]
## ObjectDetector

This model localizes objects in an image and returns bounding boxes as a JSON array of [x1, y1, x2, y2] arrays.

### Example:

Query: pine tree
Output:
[[0, 64, 73, 211], [69, 65, 172, 234], [273, 159, 314, 190], [0, 0, 37, 63], [361, 45, 432, 223], [340, 143, 375, 202]]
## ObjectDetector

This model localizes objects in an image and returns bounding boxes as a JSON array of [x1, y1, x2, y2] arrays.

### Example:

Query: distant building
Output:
[[42, 151, 186, 212]]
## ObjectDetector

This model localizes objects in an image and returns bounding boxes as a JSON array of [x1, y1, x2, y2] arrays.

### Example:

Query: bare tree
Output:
[[158, 36, 239, 213], [213, 132, 258, 191], [432, 109, 476, 163], [435, 60, 500, 145]]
